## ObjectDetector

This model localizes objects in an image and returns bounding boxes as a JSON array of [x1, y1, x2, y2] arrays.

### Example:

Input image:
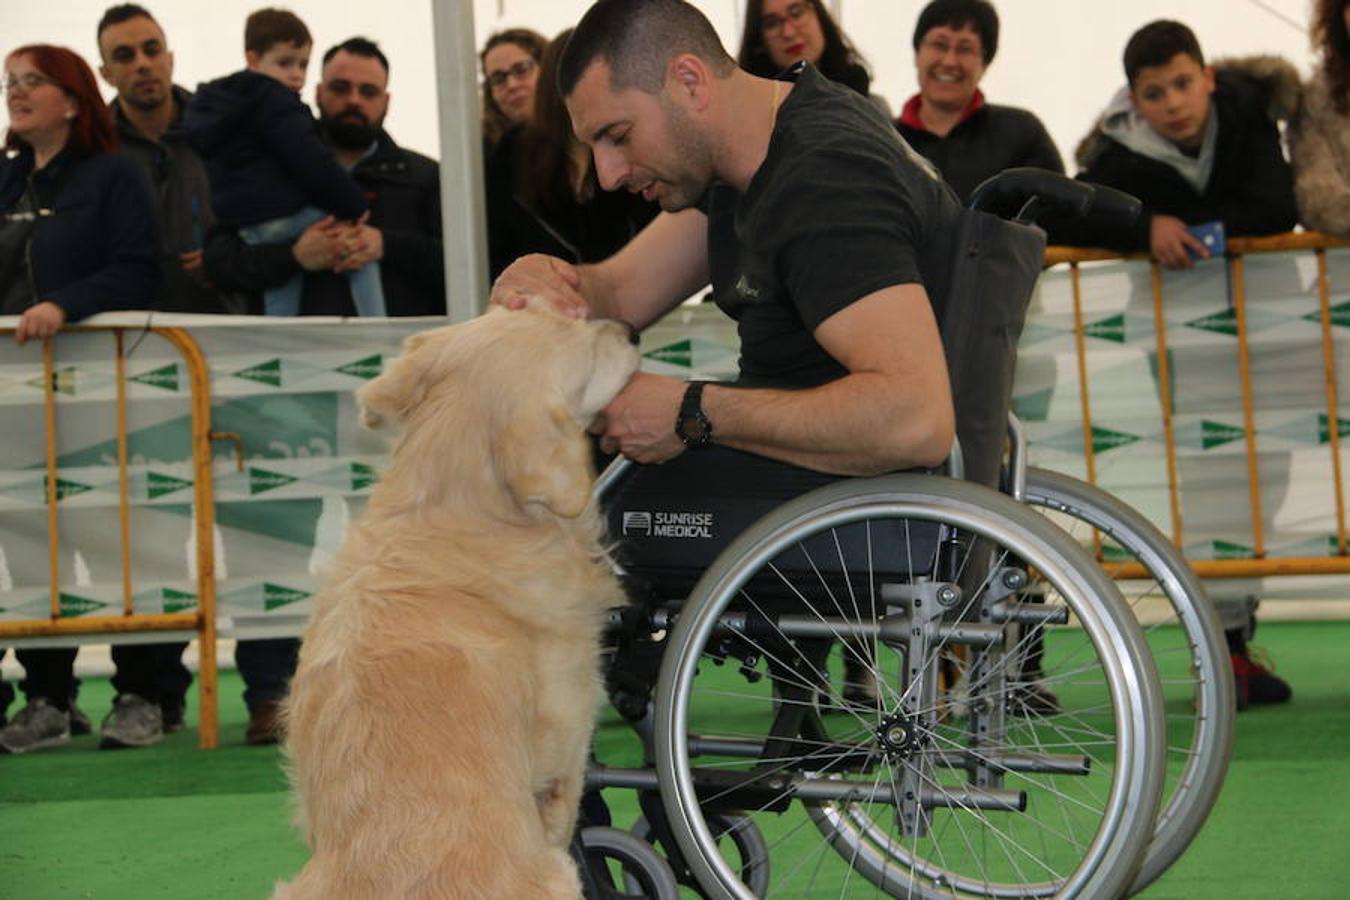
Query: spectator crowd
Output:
[[3, 0, 1349, 752]]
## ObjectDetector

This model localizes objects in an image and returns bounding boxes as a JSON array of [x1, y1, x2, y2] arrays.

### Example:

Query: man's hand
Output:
[[592, 372, 686, 464], [333, 223, 383, 273], [1149, 215, 1207, 269], [291, 216, 341, 271], [490, 254, 590, 319], [15, 301, 66, 345]]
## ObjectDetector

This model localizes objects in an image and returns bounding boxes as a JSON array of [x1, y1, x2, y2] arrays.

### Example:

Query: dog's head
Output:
[[358, 301, 639, 519]]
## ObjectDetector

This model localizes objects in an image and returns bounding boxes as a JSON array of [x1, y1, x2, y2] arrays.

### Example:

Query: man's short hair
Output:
[[322, 36, 389, 75], [558, 0, 736, 98], [912, 0, 999, 66], [97, 3, 159, 42], [245, 7, 312, 55], [1123, 20, 1205, 86]]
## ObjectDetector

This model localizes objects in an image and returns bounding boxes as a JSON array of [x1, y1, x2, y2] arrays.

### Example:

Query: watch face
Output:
[[679, 415, 711, 443]]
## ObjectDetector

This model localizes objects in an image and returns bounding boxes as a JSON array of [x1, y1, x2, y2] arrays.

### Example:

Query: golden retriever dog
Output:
[[273, 302, 639, 899]]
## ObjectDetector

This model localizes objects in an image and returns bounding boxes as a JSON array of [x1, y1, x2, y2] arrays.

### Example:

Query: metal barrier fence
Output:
[[0, 326, 222, 749], [1043, 232, 1350, 581], [1, 234, 1347, 748]]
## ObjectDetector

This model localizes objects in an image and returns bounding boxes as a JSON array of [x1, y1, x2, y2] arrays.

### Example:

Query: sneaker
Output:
[[245, 699, 284, 746], [1231, 646, 1292, 711], [99, 694, 164, 749], [69, 701, 92, 736], [0, 699, 71, 754]]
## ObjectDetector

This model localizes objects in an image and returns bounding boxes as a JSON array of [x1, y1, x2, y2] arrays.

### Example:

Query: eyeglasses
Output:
[[323, 79, 385, 100], [919, 37, 983, 62], [486, 58, 537, 89], [2, 73, 57, 95], [762, 2, 812, 36]]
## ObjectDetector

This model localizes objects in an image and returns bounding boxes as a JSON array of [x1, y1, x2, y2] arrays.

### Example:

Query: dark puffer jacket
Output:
[[1054, 56, 1300, 249], [202, 129, 445, 317], [895, 94, 1065, 203], [183, 70, 366, 227]]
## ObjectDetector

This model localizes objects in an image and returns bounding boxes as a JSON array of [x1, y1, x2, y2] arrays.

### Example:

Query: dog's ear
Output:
[[357, 332, 437, 429], [494, 402, 593, 518]]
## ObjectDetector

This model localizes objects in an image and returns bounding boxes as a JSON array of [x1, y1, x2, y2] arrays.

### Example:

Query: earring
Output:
[[65, 111, 75, 119]]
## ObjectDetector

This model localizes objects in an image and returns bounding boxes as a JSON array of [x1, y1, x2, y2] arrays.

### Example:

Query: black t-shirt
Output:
[[704, 64, 963, 389]]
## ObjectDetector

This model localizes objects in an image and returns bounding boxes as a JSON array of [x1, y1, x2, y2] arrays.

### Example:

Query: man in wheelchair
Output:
[[492, 0, 958, 481], [492, 4, 1189, 898]]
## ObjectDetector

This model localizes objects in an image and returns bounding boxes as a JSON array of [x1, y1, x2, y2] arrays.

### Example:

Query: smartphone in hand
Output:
[[1185, 220, 1226, 260]]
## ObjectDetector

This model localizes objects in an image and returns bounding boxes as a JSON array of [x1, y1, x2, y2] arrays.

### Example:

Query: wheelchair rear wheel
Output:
[[1023, 467, 1234, 894], [653, 475, 1166, 899]]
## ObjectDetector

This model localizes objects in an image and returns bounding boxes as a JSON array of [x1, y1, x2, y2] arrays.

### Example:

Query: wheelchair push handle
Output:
[[968, 167, 1141, 229]]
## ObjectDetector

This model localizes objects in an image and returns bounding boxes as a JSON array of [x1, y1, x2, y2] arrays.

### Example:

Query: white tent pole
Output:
[[431, 0, 489, 323]]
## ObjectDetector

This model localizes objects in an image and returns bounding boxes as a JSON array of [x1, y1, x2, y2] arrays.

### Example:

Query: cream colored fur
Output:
[[272, 303, 639, 899]]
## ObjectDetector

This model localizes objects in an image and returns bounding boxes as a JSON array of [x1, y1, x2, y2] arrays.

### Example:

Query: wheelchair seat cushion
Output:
[[604, 447, 941, 600]]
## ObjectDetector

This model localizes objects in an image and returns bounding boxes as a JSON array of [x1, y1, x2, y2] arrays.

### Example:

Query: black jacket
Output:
[[485, 126, 658, 279], [0, 146, 160, 320], [1056, 60, 1299, 249], [895, 97, 1064, 203], [202, 130, 445, 317], [113, 85, 242, 313], [183, 70, 367, 227]]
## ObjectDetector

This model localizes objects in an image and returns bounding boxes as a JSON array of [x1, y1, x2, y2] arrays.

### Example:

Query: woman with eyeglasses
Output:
[[737, 0, 886, 113], [480, 28, 547, 150], [0, 45, 158, 345], [484, 28, 657, 280], [894, 0, 1063, 203], [0, 44, 158, 756]]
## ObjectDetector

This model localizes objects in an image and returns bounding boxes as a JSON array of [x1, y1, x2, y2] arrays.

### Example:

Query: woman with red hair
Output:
[[0, 45, 159, 756], [0, 44, 158, 346]]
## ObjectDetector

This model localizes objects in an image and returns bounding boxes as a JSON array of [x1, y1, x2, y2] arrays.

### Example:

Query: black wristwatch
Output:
[[675, 381, 714, 448]]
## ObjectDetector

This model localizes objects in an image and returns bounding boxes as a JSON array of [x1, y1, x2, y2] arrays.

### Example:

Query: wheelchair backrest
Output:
[[937, 209, 1046, 491]]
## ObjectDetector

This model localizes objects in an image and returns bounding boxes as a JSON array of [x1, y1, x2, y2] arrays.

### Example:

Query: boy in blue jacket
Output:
[[184, 8, 384, 316]]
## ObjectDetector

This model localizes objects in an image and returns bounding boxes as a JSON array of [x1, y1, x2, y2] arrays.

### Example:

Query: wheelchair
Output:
[[581, 170, 1232, 899]]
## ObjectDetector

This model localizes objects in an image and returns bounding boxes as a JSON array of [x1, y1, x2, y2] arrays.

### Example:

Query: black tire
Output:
[[580, 825, 681, 900]]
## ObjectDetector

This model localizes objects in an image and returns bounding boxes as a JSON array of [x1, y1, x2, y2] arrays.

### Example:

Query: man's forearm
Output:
[[701, 374, 954, 477]]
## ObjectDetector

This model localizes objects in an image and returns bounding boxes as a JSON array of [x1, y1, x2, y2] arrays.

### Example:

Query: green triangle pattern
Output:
[[46, 476, 94, 502], [336, 354, 383, 380], [1302, 300, 1350, 329], [264, 582, 310, 611], [59, 593, 108, 617], [1201, 420, 1246, 450], [130, 363, 181, 392], [645, 339, 695, 368], [161, 587, 197, 614], [642, 337, 734, 370], [234, 359, 283, 388], [1083, 313, 1127, 343], [131, 586, 197, 614], [248, 467, 298, 496], [350, 462, 377, 491], [1185, 308, 1239, 337], [1091, 426, 1141, 454], [146, 471, 193, 499], [1211, 539, 1255, 560], [1318, 414, 1350, 445]]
